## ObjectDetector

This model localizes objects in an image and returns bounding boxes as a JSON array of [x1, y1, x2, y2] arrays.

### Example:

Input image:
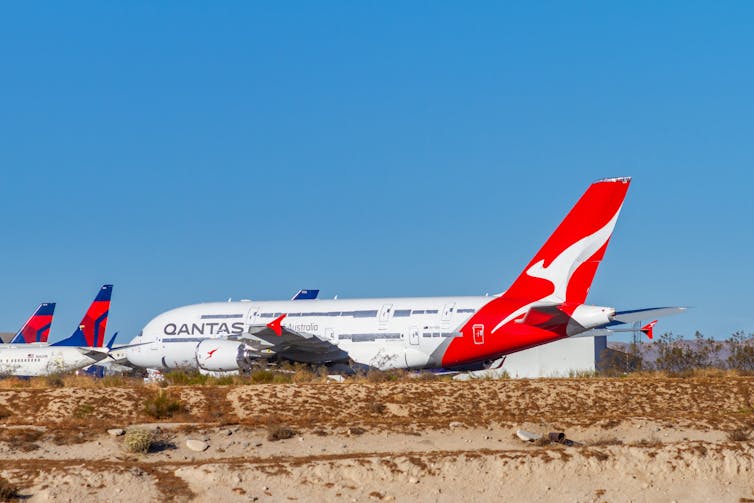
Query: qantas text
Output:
[[163, 322, 244, 336]]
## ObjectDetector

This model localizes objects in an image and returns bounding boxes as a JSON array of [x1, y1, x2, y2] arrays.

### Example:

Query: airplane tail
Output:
[[51, 285, 113, 347], [9, 303, 56, 344], [441, 178, 631, 366], [503, 176, 631, 306]]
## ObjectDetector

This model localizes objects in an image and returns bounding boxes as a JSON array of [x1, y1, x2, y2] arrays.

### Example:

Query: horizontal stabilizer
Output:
[[609, 307, 687, 326], [641, 321, 658, 339]]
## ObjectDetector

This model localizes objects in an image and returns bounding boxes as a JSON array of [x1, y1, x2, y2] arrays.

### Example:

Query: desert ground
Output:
[[0, 375, 752, 502]]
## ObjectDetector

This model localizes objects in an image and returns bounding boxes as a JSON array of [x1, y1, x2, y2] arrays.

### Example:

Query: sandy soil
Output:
[[0, 376, 752, 502]]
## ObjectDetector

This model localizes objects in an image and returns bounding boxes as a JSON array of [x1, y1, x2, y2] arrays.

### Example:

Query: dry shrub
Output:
[[72, 403, 94, 419], [44, 374, 64, 388], [691, 443, 708, 456], [0, 378, 30, 389], [635, 437, 663, 448], [248, 369, 275, 383], [61, 374, 141, 388], [289, 364, 320, 383], [0, 428, 43, 452], [348, 426, 367, 436], [0, 407, 11, 420], [163, 370, 210, 386], [267, 425, 298, 441], [726, 331, 754, 372], [368, 402, 387, 415], [123, 428, 153, 453], [266, 419, 299, 441], [0, 476, 19, 501], [143, 390, 184, 419], [61, 375, 99, 388], [26, 377, 52, 389], [247, 369, 294, 384], [364, 369, 408, 383], [46, 422, 96, 446], [590, 436, 623, 447], [582, 449, 610, 461], [727, 429, 750, 442]]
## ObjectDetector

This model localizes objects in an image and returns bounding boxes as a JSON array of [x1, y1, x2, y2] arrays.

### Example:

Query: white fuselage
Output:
[[0, 345, 101, 377], [126, 296, 491, 371]]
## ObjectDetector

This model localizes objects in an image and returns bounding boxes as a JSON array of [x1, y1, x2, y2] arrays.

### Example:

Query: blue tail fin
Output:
[[9, 303, 56, 344], [52, 285, 113, 347], [292, 289, 319, 300]]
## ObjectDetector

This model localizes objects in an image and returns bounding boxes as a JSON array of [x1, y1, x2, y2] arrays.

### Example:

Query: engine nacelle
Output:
[[195, 339, 251, 372], [567, 305, 615, 335]]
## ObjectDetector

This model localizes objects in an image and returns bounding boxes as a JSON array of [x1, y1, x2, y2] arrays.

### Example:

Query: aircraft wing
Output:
[[242, 315, 349, 364], [76, 347, 112, 362], [607, 307, 687, 326], [76, 341, 151, 362], [571, 307, 686, 339]]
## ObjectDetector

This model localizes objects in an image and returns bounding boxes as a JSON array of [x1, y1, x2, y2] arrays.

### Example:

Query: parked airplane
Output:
[[1, 303, 56, 344], [125, 178, 684, 373], [0, 285, 115, 376]]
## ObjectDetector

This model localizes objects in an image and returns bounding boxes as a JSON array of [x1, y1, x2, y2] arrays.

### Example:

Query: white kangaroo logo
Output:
[[491, 207, 622, 334]]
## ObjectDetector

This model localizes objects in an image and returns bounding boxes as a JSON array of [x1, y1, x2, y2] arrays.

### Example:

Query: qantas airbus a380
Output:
[[125, 177, 683, 373]]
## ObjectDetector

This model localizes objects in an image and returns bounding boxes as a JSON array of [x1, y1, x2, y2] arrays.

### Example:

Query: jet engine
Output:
[[195, 339, 252, 372]]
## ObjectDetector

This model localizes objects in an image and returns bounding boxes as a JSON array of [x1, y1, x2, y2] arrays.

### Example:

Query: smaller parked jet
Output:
[[0, 285, 115, 377]]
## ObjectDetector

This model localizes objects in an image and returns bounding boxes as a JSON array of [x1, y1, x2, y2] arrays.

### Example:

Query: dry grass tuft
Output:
[[727, 429, 750, 442], [590, 436, 624, 447], [44, 374, 65, 388], [363, 369, 408, 383], [0, 428, 43, 452], [143, 390, 184, 419], [367, 402, 387, 415], [267, 423, 299, 441], [248, 369, 295, 384], [0, 475, 19, 501], [72, 403, 94, 419], [634, 437, 663, 448]]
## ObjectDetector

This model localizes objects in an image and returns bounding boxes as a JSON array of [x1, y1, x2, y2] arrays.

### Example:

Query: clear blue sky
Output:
[[1, 2, 752, 343]]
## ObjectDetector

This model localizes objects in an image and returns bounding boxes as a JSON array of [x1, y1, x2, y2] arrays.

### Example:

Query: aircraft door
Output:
[[473, 324, 485, 345], [378, 304, 393, 327], [246, 306, 261, 333], [247, 306, 260, 322], [408, 326, 419, 346], [441, 302, 455, 326]]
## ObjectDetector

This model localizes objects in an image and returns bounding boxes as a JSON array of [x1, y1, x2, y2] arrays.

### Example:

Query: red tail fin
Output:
[[51, 285, 112, 347], [505, 177, 630, 306], [641, 320, 657, 340], [10, 303, 55, 344], [441, 178, 631, 367]]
